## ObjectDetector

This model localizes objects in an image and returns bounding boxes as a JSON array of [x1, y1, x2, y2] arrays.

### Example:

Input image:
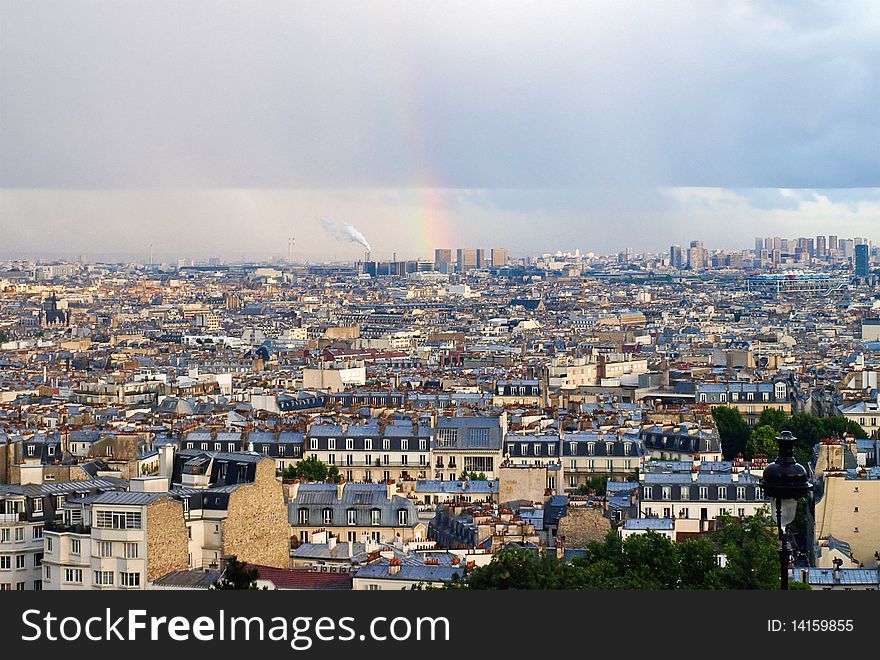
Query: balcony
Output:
[[0, 513, 26, 524]]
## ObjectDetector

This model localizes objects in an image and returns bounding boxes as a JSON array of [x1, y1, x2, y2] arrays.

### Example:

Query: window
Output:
[[2, 555, 12, 570], [322, 508, 333, 525], [755, 487, 763, 499], [401, 439, 409, 451], [347, 509, 357, 526], [32, 526, 43, 540], [214, 443, 221, 452], [371, 509, 381, 526], [124, 543, 139, 559], [310, 438, 318, 450], [71, 538, 80, 555], [345, 438, 354, 451], [328, 454, 336, 465], [99, 541, 113, 557], [680, 487, 689, 500], [94, 511, 142, 530], [699, 487, 708, 499], [43, 565, 50, 580], [419, 439, 427, 451], [120, 572, 140, 588], [365, 439, 372, 451], [32, 498, 43, 514], [14, 527, 23, 541], [644, 487, 653, 500], [94, 571, 114, 587], [397, 509, 409, 526], [718, 487, 727, 500], [15, 555, 25, 569], [0, 529, 8, 543], [46, 536, 53, 552], [383, 439, 390, 450], [64, 568, 82, 584], [737, 487, 746, 501], [662, 486, 671, 500], [328, 439, 336, 450]]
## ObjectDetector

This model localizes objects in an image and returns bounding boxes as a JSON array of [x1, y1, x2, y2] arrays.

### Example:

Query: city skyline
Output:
[[2, 1, 880, 259]]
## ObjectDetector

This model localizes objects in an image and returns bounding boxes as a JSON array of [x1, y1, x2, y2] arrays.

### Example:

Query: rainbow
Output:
[[391, 53, 457, 259]]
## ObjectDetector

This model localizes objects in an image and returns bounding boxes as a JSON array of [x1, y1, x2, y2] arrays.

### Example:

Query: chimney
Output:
[[387, 481, 395, 500], [328, 535, 337, 550], [290, 480, 301, 500], [347, 540, 354, 557], [389, 558, 401, 575], [337, 480, 345, 500]]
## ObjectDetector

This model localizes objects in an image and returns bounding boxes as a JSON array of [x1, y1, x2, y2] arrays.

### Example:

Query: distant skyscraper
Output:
[[687, 240, 705, 270], [829, 235, 839, 255], [490, 248, 508, 268], [754, 237, 763, 254], [456, 248, 478, 272], [816, 235, 826, 258], [670, 245, 683, 268], [434, 248, 452, 271], [856, 243, 870, 277], [475, 248, 486, 269]]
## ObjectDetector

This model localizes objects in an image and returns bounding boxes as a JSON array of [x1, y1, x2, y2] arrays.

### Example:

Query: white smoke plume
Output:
[[317, 218, 372, 253]]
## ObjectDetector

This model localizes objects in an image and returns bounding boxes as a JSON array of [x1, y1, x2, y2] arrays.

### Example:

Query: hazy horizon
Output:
[[2, 1, 879, 259]]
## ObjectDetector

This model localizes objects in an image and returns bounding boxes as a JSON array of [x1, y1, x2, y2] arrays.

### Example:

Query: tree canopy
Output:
[[281, 456, 341, 483], [213, 556, 260, 590], [711, 407, 750, 459], [451, 510, 798, 590]]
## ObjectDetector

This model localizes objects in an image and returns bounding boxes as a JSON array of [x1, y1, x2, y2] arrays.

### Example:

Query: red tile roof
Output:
[[248, 565, 352, 590]]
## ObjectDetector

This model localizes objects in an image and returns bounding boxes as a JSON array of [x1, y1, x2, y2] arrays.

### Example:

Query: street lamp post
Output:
[[760, 430, 813, 590]]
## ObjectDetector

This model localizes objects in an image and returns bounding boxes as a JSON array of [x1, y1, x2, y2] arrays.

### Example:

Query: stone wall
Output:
[[499, 465, 547, 505], [146, 496, 189, 582], [556, 506, 611, 549], [223, 458, 291, 568], [815, 475, 880, 565]]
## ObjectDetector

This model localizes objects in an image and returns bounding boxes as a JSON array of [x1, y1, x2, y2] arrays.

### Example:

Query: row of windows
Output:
[[296, 508, 409, 527], [0, 526, 43, 543], [93, 511, 142, 530], [0, 581, 41, 590], [322, 454, 428, 466], [643, 486, 762, 501], [643, 506, 755, 519], [309, 438, 429, 451], [0, 554, 36, 570], [83, 570, 140, 587]]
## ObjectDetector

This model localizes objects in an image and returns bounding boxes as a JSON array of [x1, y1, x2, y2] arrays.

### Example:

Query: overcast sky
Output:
[[2, 1, 880, 261]]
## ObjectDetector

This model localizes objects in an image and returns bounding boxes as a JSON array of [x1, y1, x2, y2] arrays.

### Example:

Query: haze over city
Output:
[[2, 1, 880, 261]]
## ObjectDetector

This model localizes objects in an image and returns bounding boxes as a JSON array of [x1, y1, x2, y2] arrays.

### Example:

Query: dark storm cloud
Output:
[[2, 0, 879, 189]]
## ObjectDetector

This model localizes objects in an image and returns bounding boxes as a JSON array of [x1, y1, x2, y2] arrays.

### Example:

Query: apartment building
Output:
[[1, 479, 121, 591], [432, 415, 505, 481], [289, 482, 424, 546], [172, 450, 290, 570], [306, 420, 432, 483], [639, 423, 723, 461], [42, 487, 188, 591]]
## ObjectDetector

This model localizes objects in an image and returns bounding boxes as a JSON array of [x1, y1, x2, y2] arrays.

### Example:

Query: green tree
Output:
[[677, 538, 723, 589], [746, 425, 779, 460], [711, 406, 750, 459], [213, 556, 259, 590], [757, 408, 788, 432], [576, 473, 609, 496], [282, 456, 341, 483], [711, 511, 780, 590], [464, 547, 567, 590]]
